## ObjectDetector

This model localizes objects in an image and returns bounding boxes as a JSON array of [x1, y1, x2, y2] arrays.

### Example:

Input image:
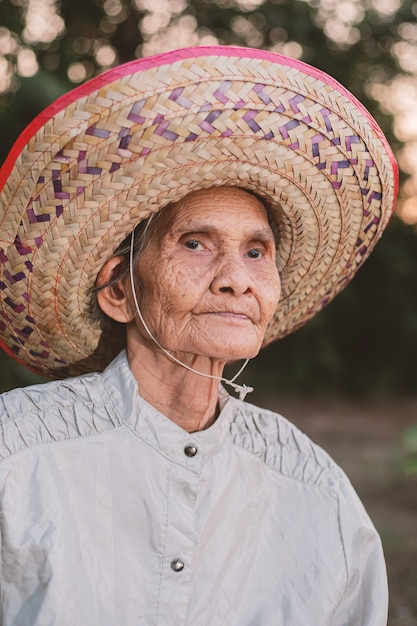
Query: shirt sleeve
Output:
[[332, 473, 388, 626]]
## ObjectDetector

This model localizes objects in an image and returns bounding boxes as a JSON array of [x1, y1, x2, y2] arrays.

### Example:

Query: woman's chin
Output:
[[190, 336, 262, 363]]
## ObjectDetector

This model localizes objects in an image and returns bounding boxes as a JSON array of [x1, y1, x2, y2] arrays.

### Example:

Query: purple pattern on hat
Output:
[[243, 111, 261, 133], [154, 118, 179, 141], [185, 132, 198, 141], [279, 119, 300, 140], [363, 159, 374, 181], [311, 134, 325, 158], [54, 149, 71, 163], [78, 158, 88, 174], [86, 124, 111, 138], [119, 134, 132, 150], [200, 110, 222, 133], [27, 207, 50, 224], [53, 179, 70, 200], [87, 166, 102, 175], [14, 236, 32, 256], [346, 135, 360, 151], [274, 103, 286, 114], [364, 217, 380, 233], [331, 160, 350, 175], [5, 297, 25, 313], [17, 326, 33, 338], [214, 81, 232, 104], [29, 348, 49, 359], [320, 108, 333, 132], [169, 86, 193, 109], [127, 100, 146, 124], [233, 99, 245, 110], [289, 94, 306, 113], [367, 190, 382, 203], [253, 84, 272, 105]]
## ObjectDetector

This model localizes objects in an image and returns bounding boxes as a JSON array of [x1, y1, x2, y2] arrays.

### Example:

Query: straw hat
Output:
[[0, 46, 398, 378]]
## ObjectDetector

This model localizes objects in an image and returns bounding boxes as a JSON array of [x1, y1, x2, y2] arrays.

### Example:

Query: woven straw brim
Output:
[[0, 46, 398, 378]]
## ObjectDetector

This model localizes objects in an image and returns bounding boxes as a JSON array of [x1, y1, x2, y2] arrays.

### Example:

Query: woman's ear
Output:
[[96, 256, 135, 323]]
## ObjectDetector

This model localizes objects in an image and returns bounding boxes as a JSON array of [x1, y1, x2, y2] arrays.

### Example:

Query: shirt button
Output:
[[184, 444, 198, 457], [171, 558, 185, 572]]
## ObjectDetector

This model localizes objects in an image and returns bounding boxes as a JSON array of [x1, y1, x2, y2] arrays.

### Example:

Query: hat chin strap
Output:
[[129, 231, 253, 402]]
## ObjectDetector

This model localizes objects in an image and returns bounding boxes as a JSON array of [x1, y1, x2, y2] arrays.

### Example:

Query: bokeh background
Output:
[[0, 0, 416, 623]]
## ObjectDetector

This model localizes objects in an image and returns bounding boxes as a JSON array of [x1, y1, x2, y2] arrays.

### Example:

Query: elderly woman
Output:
[[0, 47, 397, 625]]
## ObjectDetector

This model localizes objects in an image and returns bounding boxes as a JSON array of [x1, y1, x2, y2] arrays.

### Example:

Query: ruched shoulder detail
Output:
[[0, 373, 124, 461], [229, 398, 342, 494]]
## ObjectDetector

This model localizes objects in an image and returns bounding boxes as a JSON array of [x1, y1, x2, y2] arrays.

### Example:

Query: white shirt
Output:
[[0, 351, 387, 625]]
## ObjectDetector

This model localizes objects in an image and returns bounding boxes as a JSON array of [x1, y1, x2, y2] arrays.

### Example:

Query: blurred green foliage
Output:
[[401, 424, 417, 475], [0, 0, 416, 396]]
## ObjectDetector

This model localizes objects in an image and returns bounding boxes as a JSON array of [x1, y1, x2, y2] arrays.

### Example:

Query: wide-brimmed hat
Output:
[[0, 46, 398, 379]]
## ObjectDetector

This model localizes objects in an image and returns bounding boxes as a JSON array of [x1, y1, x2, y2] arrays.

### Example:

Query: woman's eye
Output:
[[247, 248, 262, 259], [184, 239, 203, 250]]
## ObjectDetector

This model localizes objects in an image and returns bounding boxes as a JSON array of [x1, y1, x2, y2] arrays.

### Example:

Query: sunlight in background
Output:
[[21, 0, 64, 44], [0, 0, 417, 223], [0, 0, 63, 90], [134, 0, 218, 56], [0, 27, 18, 91], [368, 74, 417, 225]]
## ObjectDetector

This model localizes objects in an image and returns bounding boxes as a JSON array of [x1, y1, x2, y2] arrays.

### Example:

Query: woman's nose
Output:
[[210, 255, 255, 296]]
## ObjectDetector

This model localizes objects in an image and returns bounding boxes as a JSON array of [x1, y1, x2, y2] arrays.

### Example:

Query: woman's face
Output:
[[132, 187, 281, 362]]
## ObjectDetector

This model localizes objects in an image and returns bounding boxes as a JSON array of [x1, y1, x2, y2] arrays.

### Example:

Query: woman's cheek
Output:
[[259, 271, 281, 322]]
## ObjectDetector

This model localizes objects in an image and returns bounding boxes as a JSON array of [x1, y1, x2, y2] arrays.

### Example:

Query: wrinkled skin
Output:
[[97, 187, 281, 430], [135, 187, 281, 362]]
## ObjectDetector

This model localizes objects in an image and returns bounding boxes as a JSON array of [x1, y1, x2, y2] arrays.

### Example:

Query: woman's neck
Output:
[[126, 338, 226, 432]]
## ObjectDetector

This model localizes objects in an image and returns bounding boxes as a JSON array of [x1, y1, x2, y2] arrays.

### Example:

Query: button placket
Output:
[[157, 458, 200, 624]]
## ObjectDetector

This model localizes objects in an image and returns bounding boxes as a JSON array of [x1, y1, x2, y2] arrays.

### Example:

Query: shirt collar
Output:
[[102, 351, 234, 472]]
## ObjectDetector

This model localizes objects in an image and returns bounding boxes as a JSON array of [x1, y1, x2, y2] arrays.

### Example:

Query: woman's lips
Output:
[[206, 311, 252, 321]]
